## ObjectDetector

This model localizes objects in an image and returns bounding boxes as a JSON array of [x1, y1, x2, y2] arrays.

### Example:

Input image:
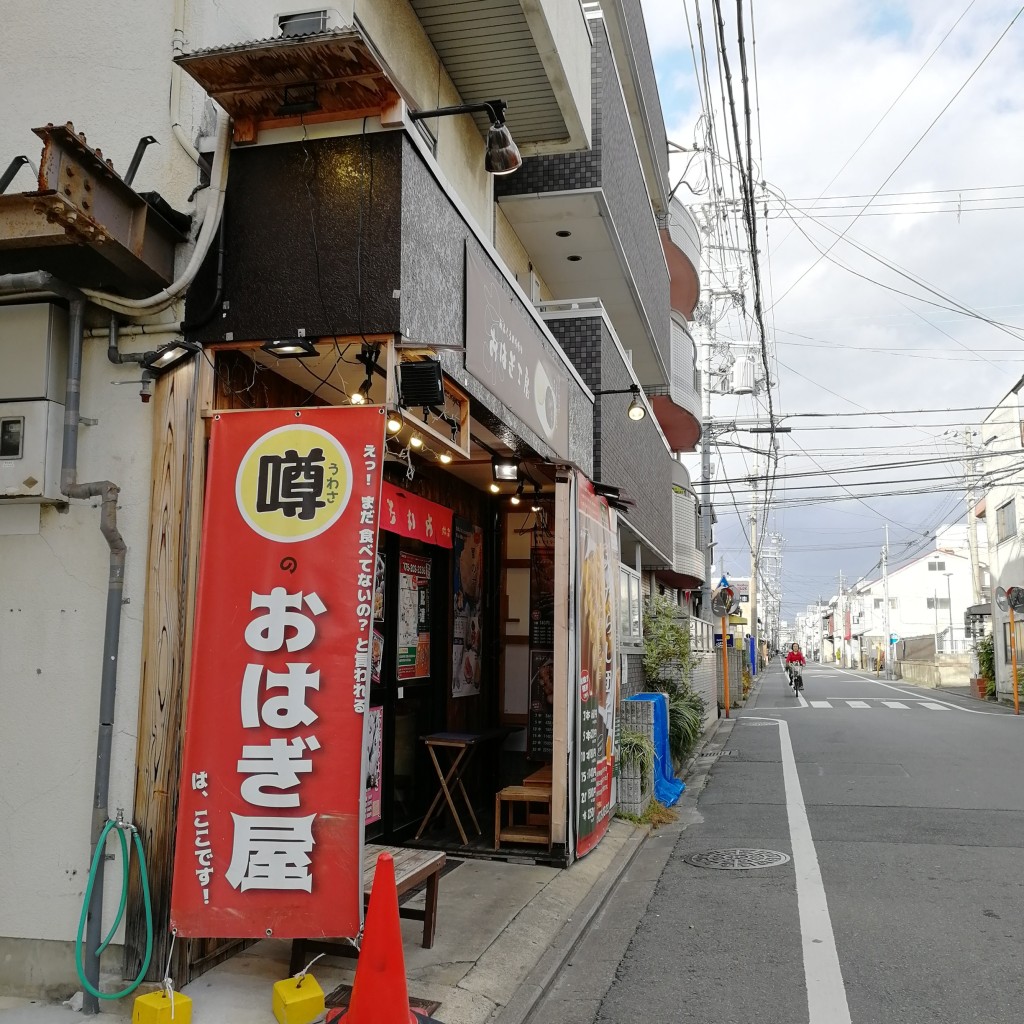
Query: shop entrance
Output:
[[367, 531, 450, 844]]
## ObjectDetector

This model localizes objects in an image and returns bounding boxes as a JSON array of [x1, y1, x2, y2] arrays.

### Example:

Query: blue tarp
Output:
[[625, 693, 685, 807]]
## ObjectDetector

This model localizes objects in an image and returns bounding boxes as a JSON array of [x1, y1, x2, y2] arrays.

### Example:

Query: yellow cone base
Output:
[[273, 973, 326, 1024], [132, 989, 193, 1024]]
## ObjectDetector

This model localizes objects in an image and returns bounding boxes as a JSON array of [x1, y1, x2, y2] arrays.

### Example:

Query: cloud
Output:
[[640, 0, 1024, 617]]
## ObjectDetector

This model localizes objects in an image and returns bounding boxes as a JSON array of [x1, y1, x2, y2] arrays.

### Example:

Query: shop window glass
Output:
[[620, 566, 642, 644]]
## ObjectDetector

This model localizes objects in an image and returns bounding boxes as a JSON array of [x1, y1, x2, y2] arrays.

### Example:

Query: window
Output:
[[873, 598, 883, 609], [997, 499, 1017, 544], [620, 566, 642, 644], [927, 561, 946, 572], [926, 597, 950, 610]]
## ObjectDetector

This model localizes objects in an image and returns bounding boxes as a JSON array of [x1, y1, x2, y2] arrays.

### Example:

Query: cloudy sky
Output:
[[640, 0, 1024, 621]]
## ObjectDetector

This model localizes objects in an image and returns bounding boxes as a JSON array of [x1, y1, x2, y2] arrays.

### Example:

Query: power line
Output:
[[769, 2, 1024, 310]]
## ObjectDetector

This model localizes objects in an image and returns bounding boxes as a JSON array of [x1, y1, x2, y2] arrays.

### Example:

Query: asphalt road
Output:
[[531, 662, 1024, 1024]]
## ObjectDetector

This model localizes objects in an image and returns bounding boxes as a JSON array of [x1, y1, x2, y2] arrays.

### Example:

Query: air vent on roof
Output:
[[275, 8, 347, 36]]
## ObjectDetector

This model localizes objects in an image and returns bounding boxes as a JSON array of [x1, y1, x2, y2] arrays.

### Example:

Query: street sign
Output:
[[711, 587, 735, 617], [1009, 586, 1024, 611], [889, 633, 899, 645], [996, 587, 1008, 613]]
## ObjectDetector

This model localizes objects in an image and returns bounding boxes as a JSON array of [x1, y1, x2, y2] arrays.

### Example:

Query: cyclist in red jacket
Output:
[[785, 643, 806, 688]]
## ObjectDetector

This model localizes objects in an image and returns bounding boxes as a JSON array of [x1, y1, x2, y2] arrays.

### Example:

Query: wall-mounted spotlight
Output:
[[386, 411, 403, 434], [409, 99, 522, 175], [593, 384, 647, 422], [492, 456, 519, 482], [140, 340, 202, 373], [531, 484, 543, 512], [489, 482, 500, 494], [350, 377, 373, 405], [510, 481, 524, 506], [261, 337, 318, 359]]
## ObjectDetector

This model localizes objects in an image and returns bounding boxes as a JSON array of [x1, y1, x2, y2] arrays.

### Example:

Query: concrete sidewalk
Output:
[[0, 822, 645, 1024]]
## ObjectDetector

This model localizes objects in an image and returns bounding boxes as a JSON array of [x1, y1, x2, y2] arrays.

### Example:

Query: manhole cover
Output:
[[686, 848, 791, 870]]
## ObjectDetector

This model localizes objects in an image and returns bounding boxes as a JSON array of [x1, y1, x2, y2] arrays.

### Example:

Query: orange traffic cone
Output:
[[335, 852, 417, 1024]]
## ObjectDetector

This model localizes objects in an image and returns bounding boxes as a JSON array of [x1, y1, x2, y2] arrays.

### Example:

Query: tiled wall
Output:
[[548, 312, 673, 562], [496, 23, 670, 373]]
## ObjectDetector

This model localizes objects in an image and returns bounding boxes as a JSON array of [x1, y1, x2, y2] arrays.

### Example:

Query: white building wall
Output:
[[0, 3, 192, 948], [980, 388, 1024, 698], [853, 550, 974, 649]]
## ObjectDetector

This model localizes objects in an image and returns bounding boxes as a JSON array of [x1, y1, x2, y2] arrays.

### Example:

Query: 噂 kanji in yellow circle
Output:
[[235, 424, 353, 543]]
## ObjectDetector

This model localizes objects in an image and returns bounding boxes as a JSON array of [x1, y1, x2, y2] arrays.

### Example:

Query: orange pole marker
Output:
[[1011, 606, 1020, 716], [721, 615, 730, 719]]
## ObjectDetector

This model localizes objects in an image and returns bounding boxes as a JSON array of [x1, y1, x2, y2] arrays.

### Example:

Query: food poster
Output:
[[364, 706, 383, 826], [397, 552, 431, 680], [371, 628, 384, 684], [452, 518, 484, 698], [373, 552, 386, 622], [575, 474, 620, 858], [527, 545, 556, 759]]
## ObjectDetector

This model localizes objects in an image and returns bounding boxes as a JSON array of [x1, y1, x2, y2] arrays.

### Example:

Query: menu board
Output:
[[526, 545, 555, 759], [397, 552, 431, 680]]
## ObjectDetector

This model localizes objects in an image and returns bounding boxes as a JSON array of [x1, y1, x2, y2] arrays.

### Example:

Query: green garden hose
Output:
[[74, 818, 154, 1000]]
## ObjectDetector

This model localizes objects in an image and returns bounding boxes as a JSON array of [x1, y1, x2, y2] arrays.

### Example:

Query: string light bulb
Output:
[[409, 435, 424, 449], [386, 413, 403, 433], [439, 452, 453, 464], [489, 483, 500, 494]]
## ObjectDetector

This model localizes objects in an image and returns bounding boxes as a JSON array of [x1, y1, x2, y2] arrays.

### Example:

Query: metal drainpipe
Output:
[[62, 299, 128, 1016], [0, 273, 127, 1015]]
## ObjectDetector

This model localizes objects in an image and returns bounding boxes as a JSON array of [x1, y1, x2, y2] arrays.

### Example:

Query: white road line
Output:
[[744, 717, 852, 1024], [921, 701, 949, 711], [797, 690, 809, 708], [845, 700, 870, 709], [809, 700, 833, 709], [882, 700, 909, 709], [830, 667, 1009, 716]]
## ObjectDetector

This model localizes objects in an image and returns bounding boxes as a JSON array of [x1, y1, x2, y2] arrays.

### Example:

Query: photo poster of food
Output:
[[575, 474, 620, 858], [373, 551, 386, 623], [364, 706, 384, 826], [526, 545, 556, 759], [371, 628, 384, 684], [397, 552, 431, 680], [451, 518, 485, 698]]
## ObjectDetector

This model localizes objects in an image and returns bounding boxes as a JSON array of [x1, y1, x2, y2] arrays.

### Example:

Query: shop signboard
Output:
[[397, 552, 431, 680], [527, 545, 556, 759], [452, 517, 485, 698], [575, 473, 620, 857], [465, 244, 570, 461], [170, 406, 385, 939], [382, 483, 453, 548]]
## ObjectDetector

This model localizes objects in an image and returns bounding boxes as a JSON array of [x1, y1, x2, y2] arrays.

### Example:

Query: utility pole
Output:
[[749, 468, 758, 674], [817, 595, 823, 663], [882, 525, 892, 679], [838, 569, 845, 667], [964, 425, 982, 605]]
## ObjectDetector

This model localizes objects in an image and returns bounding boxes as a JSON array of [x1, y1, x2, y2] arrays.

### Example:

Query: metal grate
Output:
[[685, 848, 791, 870]]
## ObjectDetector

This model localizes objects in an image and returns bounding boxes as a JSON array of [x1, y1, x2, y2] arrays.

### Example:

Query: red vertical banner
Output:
[[170, 407, 386, 939]]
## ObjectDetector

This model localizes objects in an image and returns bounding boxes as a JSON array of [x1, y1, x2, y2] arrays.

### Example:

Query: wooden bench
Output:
[[495, 785, 552, 851], [288, 843, 446, 974]]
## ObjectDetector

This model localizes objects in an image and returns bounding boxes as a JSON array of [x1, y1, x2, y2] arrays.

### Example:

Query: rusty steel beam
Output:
[[0, 122, 188, 296]]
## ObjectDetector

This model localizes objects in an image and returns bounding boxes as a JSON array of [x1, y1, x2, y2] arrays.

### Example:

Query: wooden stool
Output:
[[495, 785, 552, 851]]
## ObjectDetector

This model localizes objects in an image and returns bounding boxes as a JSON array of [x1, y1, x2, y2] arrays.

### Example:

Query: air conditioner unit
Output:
[[274, 6, 353, 36]]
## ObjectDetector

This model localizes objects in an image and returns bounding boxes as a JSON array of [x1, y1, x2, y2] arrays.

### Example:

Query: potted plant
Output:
[[642, 594, 707, 766], [973, 633, 995, 700]]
